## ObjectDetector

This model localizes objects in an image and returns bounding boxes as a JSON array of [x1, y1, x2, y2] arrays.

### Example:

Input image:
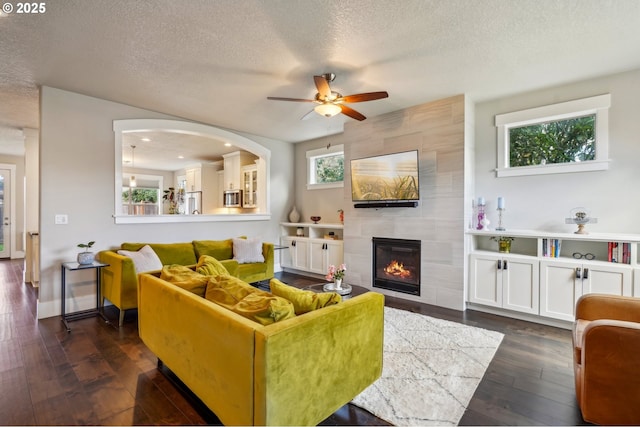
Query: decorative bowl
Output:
[[310, 216, 321, 224]]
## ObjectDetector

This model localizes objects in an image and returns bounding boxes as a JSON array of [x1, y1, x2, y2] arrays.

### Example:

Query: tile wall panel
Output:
[[344, 94, 466, 310]]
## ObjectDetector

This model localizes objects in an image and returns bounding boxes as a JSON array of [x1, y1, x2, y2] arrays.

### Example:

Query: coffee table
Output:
[[303, 283, 368, 300]]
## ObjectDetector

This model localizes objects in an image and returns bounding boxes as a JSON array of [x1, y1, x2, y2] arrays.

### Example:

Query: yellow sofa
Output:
[[98, 239, 274, 326], [137, 273, 385, 426]]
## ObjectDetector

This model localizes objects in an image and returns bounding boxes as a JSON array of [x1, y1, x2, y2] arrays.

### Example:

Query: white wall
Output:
[[474, 68, 640, 234], [38, 86, 294, 319], [293, 137, 347, 224], [24, 128, 39, 235]]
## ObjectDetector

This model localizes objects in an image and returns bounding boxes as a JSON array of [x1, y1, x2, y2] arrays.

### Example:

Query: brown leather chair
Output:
[[573, 293, 640, 425]]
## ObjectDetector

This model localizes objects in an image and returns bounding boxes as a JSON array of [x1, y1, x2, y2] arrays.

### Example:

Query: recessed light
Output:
[[224, 143, 232, 147], [141, 137, 151, 142], [178, 155, 184, 159]]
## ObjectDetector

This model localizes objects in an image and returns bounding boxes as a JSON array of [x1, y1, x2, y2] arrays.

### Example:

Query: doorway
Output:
[[0, 168, 11, 258]]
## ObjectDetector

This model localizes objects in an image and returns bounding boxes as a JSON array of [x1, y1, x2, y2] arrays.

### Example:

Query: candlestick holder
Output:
[[496, 208, 506, 231]]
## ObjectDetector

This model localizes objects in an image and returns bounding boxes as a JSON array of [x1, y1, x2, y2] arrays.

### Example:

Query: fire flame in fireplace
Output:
[[384, 260, 412, 279]]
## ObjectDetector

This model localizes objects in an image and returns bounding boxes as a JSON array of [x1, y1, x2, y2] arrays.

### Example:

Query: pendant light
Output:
[[129, 145, 137, 188]]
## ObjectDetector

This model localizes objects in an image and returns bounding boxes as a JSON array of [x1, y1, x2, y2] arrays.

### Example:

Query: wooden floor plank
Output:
[[0, 260, 586, 426]]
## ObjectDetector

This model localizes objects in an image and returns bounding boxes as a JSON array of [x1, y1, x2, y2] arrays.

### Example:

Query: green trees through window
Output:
[[122, 188, 158, 203], [509, 115, 596, 167], [314, 154, 344, 183]]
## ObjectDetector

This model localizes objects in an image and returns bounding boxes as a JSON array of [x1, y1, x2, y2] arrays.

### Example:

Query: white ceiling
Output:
[[1, 0, 640, 157]]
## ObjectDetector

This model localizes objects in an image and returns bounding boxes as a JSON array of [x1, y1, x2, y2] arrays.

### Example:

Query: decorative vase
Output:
[[77, 252, 95, 265], [335, 278, 342, 290], [296, 227, 304, 236], [289, 206, 300, 223]]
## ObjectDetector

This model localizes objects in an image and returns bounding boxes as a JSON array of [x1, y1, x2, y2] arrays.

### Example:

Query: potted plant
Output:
[[491, 236, 514, 253], [77, 241, 96, 265]]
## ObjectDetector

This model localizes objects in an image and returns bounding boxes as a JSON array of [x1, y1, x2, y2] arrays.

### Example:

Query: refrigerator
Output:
[[186, 191, 202, 214]]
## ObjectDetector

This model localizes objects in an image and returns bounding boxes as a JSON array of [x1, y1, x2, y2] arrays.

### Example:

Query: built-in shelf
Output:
[[467, 228, 640, 326], [280, 222, 344, 276]]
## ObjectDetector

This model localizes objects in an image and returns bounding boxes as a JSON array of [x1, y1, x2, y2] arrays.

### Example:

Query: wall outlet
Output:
[[55, 214, 68, 225]]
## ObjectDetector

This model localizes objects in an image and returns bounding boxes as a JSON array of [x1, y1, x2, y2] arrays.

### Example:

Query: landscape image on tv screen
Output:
[[351, 150, 419, 202]]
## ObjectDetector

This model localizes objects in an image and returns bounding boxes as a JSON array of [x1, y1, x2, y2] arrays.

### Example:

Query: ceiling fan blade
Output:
[[341, 91, 389, 103], [340, 105, 366, 121], [267, 96, 315, 102], [301, 109, 316, 120], [314, 75, 332, 100]]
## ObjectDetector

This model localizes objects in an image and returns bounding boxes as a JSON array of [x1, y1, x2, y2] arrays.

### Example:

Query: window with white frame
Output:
[[495, 94, 611, 177], [306, 144, 344, 189], [121, 174, 163, 215]]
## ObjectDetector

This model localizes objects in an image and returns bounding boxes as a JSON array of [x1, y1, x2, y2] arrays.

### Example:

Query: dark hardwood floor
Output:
[[0, 259, 587, 425]]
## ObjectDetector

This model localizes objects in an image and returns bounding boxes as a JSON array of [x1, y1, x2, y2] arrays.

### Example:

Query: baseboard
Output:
[[466, 302, 573, 330]]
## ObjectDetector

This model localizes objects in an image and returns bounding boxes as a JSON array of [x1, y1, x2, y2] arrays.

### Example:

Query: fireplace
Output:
[[372, 237, 421, 295]]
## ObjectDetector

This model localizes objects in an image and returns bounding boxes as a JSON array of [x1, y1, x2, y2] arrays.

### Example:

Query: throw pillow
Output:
[[117, 244, 163, 273], [205, 275, 295, 325], [232, 237, 265, 264], [160, 265, 208, 297], [196, 255, 229, 276], [269, 278, 341, 314], [205, 274, 261, 304], [192, 239, 233, 260]]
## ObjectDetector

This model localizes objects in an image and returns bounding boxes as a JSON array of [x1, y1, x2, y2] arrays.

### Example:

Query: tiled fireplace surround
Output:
[[342, 95, 467, 310]]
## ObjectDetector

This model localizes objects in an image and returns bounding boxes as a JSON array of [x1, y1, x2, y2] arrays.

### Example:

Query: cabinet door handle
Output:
[[497, 260, 502, 270], [575, 268, 581, 279], [583, 268, 589, 279], [292, 240, 296, 247], [503, 260, 508, 270]]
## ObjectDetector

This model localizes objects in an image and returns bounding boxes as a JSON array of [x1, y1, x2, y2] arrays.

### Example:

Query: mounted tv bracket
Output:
[[354, 201, 419, 208]]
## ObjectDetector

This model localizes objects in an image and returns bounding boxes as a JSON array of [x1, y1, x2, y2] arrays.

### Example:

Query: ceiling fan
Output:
[[267, 73, 389, 121]]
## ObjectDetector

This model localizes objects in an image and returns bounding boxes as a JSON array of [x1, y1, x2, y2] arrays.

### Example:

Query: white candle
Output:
[[497, 197, 505, 209]]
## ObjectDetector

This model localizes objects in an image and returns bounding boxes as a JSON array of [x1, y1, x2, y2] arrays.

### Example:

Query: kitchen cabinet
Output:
[[184, 164, 221, 213], [223, 151, 256, 191], [242, 164, 258, 208]]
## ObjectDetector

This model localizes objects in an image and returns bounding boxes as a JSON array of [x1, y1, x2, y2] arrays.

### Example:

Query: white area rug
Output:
[[351, 307, 504, 426]]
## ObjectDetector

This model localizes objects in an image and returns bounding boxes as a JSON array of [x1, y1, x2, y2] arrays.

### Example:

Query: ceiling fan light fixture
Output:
[[314, 102, 341, 117]]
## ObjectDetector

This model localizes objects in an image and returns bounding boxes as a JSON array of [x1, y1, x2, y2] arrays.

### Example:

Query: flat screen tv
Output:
[[350, 150, 420, 205]]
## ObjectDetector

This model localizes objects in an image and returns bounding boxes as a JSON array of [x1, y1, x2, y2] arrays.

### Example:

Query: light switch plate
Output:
[[55, 214, 68, 225]]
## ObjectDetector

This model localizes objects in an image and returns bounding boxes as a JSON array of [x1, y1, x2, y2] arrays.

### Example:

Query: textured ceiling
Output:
[[1, 0, 640, 154]]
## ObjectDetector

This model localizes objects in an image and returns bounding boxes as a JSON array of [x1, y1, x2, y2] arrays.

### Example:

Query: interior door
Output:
[[0, 169, 11, 258]]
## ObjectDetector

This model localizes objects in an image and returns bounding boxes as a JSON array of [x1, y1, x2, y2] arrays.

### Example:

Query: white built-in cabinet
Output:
[[280, 222, 344, 276], [539, 259, 632, 321], [468, 229, 640, 324], [184, 163, 220, 213], [469, 253, 539, 315]]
